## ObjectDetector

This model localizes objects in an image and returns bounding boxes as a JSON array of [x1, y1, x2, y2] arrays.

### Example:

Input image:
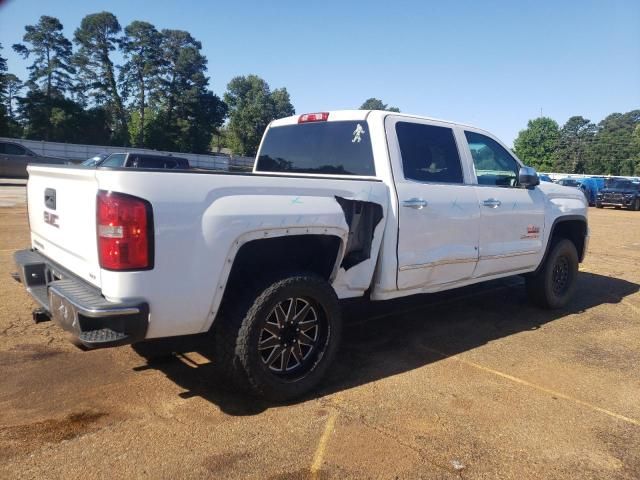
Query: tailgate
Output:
[[27, 166, 101, 287]]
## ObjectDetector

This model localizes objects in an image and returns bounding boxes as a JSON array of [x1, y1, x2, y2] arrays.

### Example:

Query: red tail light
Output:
[[298, 112, 329, 123], [97, 191, 153, 270]]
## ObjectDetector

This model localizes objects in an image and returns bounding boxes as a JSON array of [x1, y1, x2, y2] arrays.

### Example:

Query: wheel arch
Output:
[[536, 215, 588, 273], [226, 233, 345, 285], [203, 229, 347, 333]]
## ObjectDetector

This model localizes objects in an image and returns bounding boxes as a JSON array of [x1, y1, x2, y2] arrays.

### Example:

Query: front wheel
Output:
[[215, 274, 342, 401], [631, 198, 640, 211], [595, 202, 603, 209], [526, 239, 579, 309]]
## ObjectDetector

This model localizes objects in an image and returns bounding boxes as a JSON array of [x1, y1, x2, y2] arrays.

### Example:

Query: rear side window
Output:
[[395, 122, 463, 183], [5, 143, 26, 155], [256, 121, 375, 176], [101, 153, 127, 167], [130, 155, 185, 169]]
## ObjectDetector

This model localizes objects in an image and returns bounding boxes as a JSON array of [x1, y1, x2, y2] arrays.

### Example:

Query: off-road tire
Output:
[[214, 273, 341, 402], [526, 239, 579, 309]]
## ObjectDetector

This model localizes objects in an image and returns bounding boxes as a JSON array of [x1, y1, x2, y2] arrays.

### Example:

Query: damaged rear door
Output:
[[386, 117, 480, 290]]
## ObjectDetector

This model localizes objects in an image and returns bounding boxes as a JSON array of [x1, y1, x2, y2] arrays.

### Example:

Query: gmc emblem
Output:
[[44, 211, 59, 228]]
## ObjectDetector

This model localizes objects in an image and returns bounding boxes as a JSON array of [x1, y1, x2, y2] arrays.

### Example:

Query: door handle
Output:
[[402, 198, 428, 209], [482, 198, 502, 208]]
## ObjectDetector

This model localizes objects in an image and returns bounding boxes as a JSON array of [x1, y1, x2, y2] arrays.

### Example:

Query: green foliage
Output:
[[554, 116, 596, 173], [6, 12, 636, 171], [12, 16, 75, 95], [632, 125, 640, 175], [0, 43, 8, 136], [3, 74, 23, 118], [588, 111, 640, 176], [3, 14, 233, 150], [359, 97, 400, 112], [210, 125, 231, 152], [515, 112, 640, 175], [2, 73, 23, 137], [119, 21, 162, 146], [74, 12, 128, 142], [513, 117, 560, 171], [0, 43, 6, 74], [11, 16, 75, 140], [224, 74, 295, 156], [16, 89, 108, 143], [143, 29, 227, 153]]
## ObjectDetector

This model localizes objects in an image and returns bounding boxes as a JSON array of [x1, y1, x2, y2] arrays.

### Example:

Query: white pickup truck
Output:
[[14, 110, 588, 400]]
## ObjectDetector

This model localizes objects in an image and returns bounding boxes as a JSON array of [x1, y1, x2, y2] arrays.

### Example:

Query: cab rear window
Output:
[[256, 121, 375, 176]]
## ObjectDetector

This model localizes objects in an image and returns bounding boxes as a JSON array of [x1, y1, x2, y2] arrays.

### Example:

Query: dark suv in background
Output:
[[596, 179, 640, 210]]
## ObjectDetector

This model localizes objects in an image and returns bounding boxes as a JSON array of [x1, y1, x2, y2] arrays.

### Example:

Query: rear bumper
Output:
[[13, 249, 148, 348]]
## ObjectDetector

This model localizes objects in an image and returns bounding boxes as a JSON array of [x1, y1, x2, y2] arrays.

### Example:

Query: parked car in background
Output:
[[0, 141, 68, 178], [97, 152, 190, 169], [557, 177, 581, 187], [556, 177, 591, 203], [578, 177, 605, 206], [81, 153, 111, 167], [538, 174, 553, 183], [596, 179, 640, 210]]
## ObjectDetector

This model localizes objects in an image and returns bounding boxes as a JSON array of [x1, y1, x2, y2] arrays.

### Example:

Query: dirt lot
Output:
[[1, 184, 639, 479]]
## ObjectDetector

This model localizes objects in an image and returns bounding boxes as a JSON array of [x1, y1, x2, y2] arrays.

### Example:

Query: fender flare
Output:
[[534, 215, 588, 274], [201, 226, 348, 333]]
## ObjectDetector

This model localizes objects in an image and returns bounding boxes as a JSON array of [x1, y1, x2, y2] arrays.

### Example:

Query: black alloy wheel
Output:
[[215, 274, 342, 401], [258, 296, 328, 378], [526, 238, 579, 309], [551, 255, 570, 297]]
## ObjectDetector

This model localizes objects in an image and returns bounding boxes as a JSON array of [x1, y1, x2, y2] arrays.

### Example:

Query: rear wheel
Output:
[[526, 239, 579, 309], [631, 198, 640, 211], [215, 274, 341, 401], [595, 202, 603, 209]]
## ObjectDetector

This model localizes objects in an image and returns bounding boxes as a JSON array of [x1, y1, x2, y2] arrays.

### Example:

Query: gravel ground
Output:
[[0, 185, 639, 479]]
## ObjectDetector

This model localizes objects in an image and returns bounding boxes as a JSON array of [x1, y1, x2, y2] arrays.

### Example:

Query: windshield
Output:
[[82, 156, 102, 166], [100, 153, 127, 167], [256, 121, 376, 176], [560, 179, 579, 187], [607, 180, 636, 190]]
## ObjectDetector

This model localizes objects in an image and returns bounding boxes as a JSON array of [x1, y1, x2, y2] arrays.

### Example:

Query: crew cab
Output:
[[13, 110, 589, 400]]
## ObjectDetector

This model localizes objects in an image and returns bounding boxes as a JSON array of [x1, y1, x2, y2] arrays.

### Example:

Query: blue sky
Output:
[[1, 0, 638, 145]]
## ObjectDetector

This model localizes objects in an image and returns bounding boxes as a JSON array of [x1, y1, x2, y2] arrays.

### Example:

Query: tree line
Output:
[[514, 111, 640, 176], [0, 13, 294, 156], [2, 15, 636, 170]]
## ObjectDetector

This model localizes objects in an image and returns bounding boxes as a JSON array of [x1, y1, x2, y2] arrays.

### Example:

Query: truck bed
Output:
[[26, 164, 390, 339]]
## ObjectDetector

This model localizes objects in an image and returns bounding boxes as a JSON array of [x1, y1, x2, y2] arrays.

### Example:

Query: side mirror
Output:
[[519, 166, 540, 188]]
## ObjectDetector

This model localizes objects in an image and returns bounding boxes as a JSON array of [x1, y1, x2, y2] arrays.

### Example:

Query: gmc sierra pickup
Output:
[[13, 110, 589, 400]]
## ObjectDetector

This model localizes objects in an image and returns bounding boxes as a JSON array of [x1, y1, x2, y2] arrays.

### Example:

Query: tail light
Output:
[[298, 112, 329, 123], [97, 190, 153, 270]]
